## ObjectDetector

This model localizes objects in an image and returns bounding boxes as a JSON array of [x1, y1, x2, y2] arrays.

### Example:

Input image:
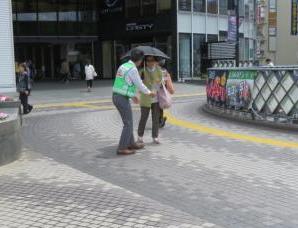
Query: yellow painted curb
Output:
[[165, 111, 298, 149], [35, 99, 111, 109], [35, 98, 298, 149], [35, 93, 205, 109]]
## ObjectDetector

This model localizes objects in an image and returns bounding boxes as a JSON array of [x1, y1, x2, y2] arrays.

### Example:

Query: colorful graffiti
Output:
[[207, 70, 257, 109], [206, 70, 227, 105], [226, 70, 257, 109]]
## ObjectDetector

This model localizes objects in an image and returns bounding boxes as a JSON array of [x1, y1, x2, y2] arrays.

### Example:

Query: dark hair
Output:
[[131, 49, 144, 62], [266, 58, 272, 63], [145, 56, 156, 62], [158, 59, 166, 67], [20, 63, 26, 68]]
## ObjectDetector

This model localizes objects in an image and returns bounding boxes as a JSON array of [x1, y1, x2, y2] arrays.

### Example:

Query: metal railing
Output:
[[207, 67, 298, 123]]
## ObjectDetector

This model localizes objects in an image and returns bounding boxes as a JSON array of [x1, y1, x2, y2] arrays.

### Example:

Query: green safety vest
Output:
[[112, 62, 137, 98]]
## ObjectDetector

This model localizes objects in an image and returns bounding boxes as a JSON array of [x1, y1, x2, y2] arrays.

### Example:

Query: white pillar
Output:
[[0, 0, 16, 93]]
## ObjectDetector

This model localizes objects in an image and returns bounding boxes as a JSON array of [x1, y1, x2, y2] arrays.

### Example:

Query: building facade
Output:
[[177, 0, 256, 79], [0, 0, 16, 92], [9, 0, 257, 82], [257, 0, 298, 65]]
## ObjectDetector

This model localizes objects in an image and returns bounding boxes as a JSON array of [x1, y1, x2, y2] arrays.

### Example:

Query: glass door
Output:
[[179, 33, 192, 79]]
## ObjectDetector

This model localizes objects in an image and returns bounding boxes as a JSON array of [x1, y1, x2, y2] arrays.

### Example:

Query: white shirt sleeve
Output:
[[128, 68, 151, 95]]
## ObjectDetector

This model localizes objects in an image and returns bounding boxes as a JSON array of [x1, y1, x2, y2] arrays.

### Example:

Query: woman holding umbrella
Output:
[[137, 55, 163, 144]]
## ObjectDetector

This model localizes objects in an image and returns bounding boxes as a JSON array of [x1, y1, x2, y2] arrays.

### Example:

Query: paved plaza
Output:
[[1, 81, 298, 228]]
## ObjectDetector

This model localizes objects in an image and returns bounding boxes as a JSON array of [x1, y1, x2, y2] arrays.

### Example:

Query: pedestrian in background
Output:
[[137, 56, 163, 144], [158, 59, 175, 128], [112, 49, 155, 155], [17, 63, 33, 114], [85, 60, 97, 92], [266, 58, 274, 67], [60, 59, 70, 83]]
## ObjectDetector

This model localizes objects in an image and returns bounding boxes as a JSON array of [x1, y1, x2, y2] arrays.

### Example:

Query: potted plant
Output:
[[0, 95, 20, 108]]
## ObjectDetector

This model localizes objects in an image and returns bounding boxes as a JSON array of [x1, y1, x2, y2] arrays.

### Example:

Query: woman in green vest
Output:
[[137, 56, 163, 144]]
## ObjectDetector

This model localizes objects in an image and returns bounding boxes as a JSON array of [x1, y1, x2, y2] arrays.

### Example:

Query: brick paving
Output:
[[0, 149, 219, 228], [1, 83, 298, 227]]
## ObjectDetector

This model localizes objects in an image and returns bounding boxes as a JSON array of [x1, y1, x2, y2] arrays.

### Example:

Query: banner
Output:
[[291, 0, 298, 35], [228, 16, 237, 42], [228, 16, 244, 42], [226, 70, 257, 109]]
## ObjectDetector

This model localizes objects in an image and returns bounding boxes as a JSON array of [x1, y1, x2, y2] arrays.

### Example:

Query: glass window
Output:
[[38, 0, 58, 35], [179, 33, 192, 79], [239, 0, 244, 17], [12, 0, 17, 21], [78, 0, 98, 35], [78, 0, 97, 22], [16, 0, 37, 21], [38, 0, 58, 21], [14, 0, 37, 35], [239, 37, 245, 61], [245, 4, 249, 20], [207, 0, 217, 14], [194, 0, 206, 12], [219, 31, 227, 41], [207, 0, 218, 14], [58, 0, 77, 35], [157, 0, 171, 14], [126, 0, 141, 18], [155, 36, 172, 72], [193, 34, 205, 77], [142, 0, 156, 16], [207, 34, 218, 42], [219, 0, 228, 15], [245, 38, 249, 60], [58, 0, 77, 21], [179, 0, 191, 11]]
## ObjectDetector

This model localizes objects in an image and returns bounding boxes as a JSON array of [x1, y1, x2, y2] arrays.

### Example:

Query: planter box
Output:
[[0, 100, 20, 108], [0, 107, 22, 166]]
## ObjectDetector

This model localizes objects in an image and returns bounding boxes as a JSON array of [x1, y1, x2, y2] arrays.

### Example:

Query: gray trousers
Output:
[[138, 102, 160, 138], [112, 93, 135, 150]]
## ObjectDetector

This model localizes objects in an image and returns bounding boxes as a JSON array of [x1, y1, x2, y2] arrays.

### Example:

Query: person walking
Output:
[[137, 56, 163, 144], [17, 63, 33, 114], [60, 59, 70, 83], [112, 49, 155, 155], [85, 60, 97, 92], [266, 58, 274, 67], [158, 59, 175, 128]]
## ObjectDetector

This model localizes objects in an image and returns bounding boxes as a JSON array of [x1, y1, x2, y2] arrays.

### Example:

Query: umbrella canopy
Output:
[[121, 46, 170, 60]]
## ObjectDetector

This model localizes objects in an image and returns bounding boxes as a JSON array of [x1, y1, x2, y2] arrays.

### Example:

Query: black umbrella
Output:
[[121, 46, 170, 60]]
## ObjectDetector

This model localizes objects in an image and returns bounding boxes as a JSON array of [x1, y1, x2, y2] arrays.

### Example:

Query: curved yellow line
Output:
[[165, 111, 298, 149]]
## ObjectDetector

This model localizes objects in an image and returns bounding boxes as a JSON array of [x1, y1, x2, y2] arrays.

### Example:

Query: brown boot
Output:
[[117, 148, 136, 155], [128, 142, 145, 150]]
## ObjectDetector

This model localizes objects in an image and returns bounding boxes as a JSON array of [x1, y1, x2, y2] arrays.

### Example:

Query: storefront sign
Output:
[[226, 70, 257, 109], [100, 0, 122, 15], [126, 23, 154, 31]]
